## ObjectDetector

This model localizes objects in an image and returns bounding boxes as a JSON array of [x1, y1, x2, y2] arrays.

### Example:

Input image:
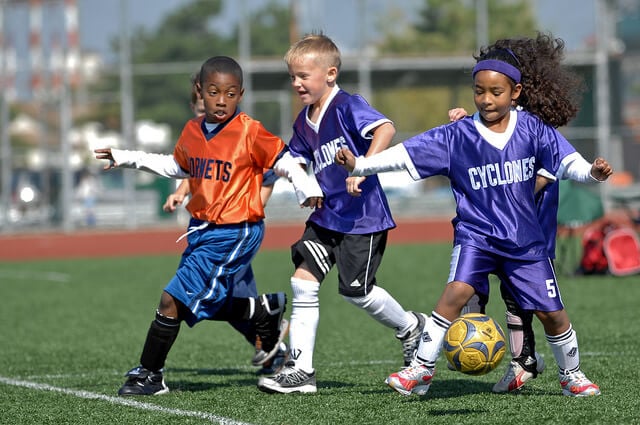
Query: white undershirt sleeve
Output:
[[273, 151, 323, 205], [557, 152, 598, 183], [350, 144, 413, 177], [111, 148, 189, 178]]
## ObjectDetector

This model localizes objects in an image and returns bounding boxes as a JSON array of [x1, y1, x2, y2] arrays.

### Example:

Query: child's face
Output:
[[287, 53, 337, 106], [199, 72, 244, 124], [473, 70, 521, 130]]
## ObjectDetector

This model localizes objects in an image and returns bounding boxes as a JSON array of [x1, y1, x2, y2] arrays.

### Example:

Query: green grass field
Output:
[[1, 242, 638, 425]]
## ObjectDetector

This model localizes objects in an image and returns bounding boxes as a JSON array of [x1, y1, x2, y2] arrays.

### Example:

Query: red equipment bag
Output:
[[603, 227, 640, 276]]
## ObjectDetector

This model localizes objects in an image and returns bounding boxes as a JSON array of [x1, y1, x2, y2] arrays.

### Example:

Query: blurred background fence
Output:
[[1, 0, 639, 234]]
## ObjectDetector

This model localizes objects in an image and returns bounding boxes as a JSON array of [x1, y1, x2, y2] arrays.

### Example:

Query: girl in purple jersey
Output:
[[257, 33, 426, 394], [450, 33, 613, 394], [336, 33, 612, 398]]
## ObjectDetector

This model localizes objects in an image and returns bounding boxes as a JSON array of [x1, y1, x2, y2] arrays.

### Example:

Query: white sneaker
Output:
[[559, 369, 601, 397], [257, 360, 317, 394], [385, 362, 435, 396], [492, 352, 545, 393]]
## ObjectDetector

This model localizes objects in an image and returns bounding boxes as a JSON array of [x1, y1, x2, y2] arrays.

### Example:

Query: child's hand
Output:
[[591, 157, 613, 181], [346, 176, 365, 197], [163, 193, 186, 213], [448, 107, 468, 122], [94, 148, 117, 170], [335, 148, 356, 172]]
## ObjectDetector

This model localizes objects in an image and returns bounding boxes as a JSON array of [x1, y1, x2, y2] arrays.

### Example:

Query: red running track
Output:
[[0, 218, 454, 262]]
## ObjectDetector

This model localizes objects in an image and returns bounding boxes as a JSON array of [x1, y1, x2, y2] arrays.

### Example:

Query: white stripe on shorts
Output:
[[303, 240, 331, 275]]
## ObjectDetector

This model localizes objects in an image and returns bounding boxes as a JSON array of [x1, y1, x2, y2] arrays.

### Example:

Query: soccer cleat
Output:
[[257, 360, 317, 394], [385, 362, 434, 396], [117, 366, 169, 396], [397, 311, 427, 366], [256, 341, 289, 375], [252, 293, 288, 367], [492, 352, 545, 393], [559, 370, 601, 397]]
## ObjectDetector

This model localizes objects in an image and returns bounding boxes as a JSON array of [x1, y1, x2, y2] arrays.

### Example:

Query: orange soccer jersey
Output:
[[173, 112, 285, 224]]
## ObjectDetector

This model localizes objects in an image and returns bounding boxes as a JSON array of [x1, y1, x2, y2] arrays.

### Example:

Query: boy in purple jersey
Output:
[[336, 33, 612, 397], [257, 33, 426, 394]]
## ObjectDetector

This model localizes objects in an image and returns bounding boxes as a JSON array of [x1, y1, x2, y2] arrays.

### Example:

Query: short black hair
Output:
[[199, 56, 243, 87]]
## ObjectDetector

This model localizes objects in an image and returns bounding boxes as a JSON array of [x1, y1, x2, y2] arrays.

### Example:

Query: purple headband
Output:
[[472, 59, 521, 83]]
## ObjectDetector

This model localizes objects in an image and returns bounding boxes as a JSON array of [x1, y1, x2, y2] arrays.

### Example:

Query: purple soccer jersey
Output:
[[536, 182, 561, 258], [288, 87, 396, 234], [401, 109, 575, 260]]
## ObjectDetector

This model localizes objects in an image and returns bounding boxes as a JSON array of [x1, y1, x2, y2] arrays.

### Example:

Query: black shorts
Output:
[[291, 221, 387, 297]]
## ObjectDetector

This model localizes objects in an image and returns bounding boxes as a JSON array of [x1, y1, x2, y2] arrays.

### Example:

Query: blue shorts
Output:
[[449, 244, 564, 312], [165, 219, 264, 327]]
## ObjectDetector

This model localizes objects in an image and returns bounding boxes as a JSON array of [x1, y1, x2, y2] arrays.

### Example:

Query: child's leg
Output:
[[501, 283, 538, 366], [385, 280, 474, 396], [416, 281, 476, 365], [256, 267, 319, 395], [139, 291, 182, 372], [337, 231, 423, 366], [343, 286, 417, 333], [227, 265, 259, 346], [536, 309, 600, 396], [491, 283, 544, 393], [535, 309, 577, 371], [288, 269, 321, 373]]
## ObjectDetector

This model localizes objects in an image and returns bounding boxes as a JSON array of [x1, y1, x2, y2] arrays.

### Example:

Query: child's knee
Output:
[[158, 291, 179, 318], [536, 309, 570, 334]]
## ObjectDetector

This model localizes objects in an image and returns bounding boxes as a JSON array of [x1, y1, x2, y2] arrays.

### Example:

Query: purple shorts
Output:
[[449, 244, 564, 312]]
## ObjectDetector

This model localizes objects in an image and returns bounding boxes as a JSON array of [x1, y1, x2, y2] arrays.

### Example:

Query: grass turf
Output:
[[1, 242, 638, 425]]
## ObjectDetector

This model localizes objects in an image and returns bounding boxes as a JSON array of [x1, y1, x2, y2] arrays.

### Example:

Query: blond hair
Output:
[[284, 33, 341, 71]]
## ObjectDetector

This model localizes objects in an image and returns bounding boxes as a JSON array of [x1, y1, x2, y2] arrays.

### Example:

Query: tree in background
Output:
[[372, 0, 537, 135], [84, 0, 291, 149], [377, 0, 537, 56]]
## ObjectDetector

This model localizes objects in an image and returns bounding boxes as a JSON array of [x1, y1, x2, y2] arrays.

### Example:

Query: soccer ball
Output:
[[443, 313, 506, 376]]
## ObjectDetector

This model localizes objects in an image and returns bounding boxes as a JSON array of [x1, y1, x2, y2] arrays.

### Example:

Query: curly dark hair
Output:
[[474, 32, 585, 128]]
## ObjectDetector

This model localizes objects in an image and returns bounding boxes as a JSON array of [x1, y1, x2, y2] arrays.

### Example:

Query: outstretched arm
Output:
[[560, 153, 613, 183], [94, 148, 188, 178], [345, 122, 395, 197], [335, 144, 412, 176]]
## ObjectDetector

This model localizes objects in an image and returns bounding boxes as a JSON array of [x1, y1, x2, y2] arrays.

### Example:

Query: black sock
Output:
[[139, 310, 180, 372]]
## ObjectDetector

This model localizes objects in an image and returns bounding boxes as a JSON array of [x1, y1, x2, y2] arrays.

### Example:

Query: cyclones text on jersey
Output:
[[467, 156, 535, 190]]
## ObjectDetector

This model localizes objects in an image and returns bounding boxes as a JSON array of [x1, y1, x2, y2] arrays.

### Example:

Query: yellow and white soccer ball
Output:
[[443, 313, 506, 376]]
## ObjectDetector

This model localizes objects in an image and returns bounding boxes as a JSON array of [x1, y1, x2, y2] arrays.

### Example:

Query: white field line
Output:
[[0, 376, 256, 425], [0, 269, 70, 283]]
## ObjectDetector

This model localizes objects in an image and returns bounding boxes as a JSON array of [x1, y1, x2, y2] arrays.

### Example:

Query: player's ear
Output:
[[327, 67, 338, 84], [512, 83, 522, 101]]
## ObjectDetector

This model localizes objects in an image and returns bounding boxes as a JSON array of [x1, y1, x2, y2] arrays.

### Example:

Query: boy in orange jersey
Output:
[[162, 71, 286, 375], [94, 56, 322, 396]]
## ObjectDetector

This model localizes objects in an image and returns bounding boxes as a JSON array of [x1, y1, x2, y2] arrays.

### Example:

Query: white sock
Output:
[[546, 324, 580, 373], [343, 286, 415, 334], [415, 312, 450, 368], [289, 277, 320, 373]]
